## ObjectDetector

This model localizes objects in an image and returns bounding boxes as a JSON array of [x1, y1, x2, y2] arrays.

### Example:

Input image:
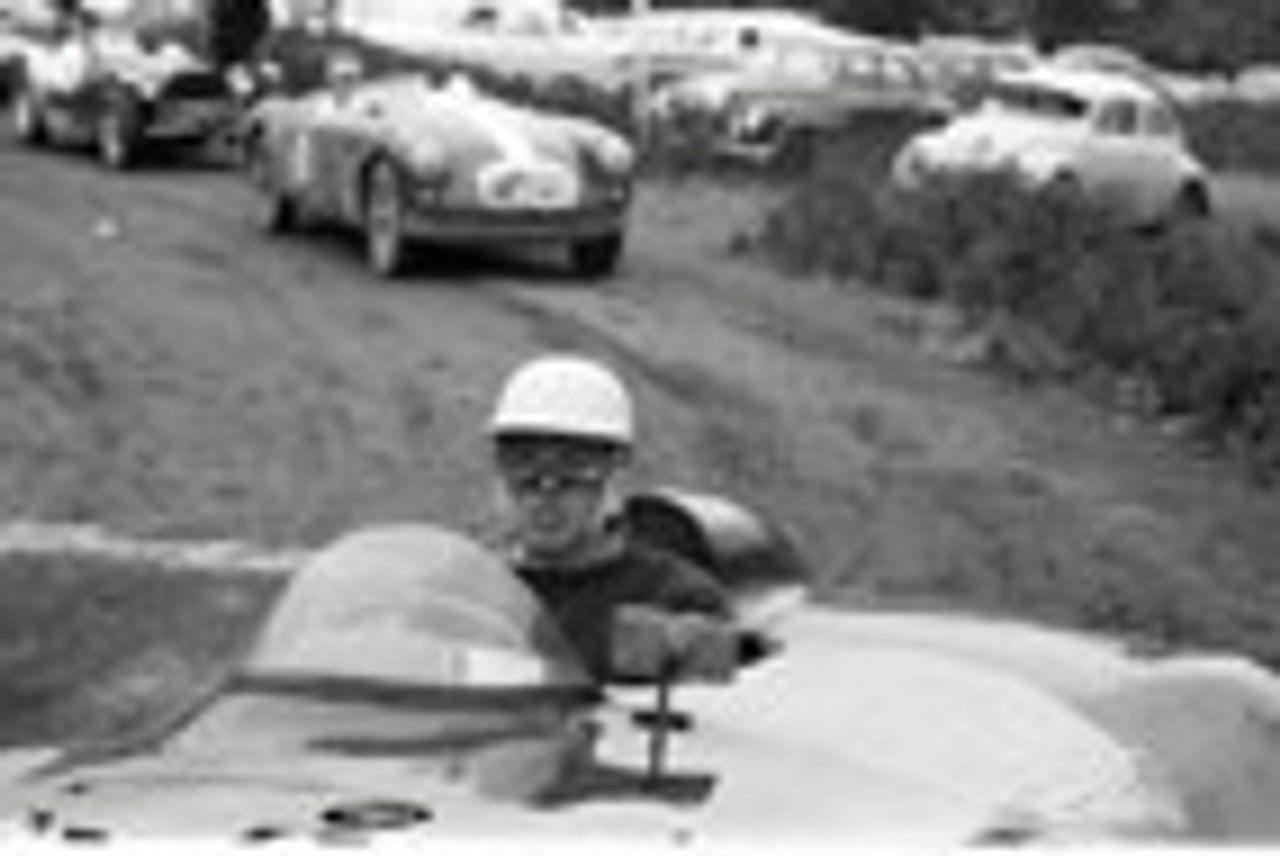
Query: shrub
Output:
[[753, 155, 1280, 484], [752, 155, 1280, 658], [1184, 100, 1280, 174]]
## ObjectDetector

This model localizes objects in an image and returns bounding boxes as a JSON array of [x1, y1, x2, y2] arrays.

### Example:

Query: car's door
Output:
[[1132, 99, 1194, 211], [1082, 97, 1161, 212]]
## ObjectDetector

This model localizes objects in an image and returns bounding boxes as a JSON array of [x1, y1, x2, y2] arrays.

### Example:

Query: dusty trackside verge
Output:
[[0, 522, 306, 577], [0, 524, 300, 749]]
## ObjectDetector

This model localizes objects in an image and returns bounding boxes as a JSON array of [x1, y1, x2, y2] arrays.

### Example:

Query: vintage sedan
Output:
[[241, 72, 636, 279], [653, 42, 948, 168], [10, 18, 235, 169], [892, 65, 1213, 224]]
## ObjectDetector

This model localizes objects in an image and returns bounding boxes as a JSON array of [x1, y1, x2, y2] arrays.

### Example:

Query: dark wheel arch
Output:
[[1172, 180, 1213, 221], [95, 84, 145, 170], [10, 73, 49, 146], [570, 231, 624, 280], [245, 132, 297, 234]]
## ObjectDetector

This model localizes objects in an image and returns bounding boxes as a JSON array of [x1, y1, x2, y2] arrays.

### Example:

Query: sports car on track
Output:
[[9, 15, 234, 169], [241, 72, 636, 279], [0, 490, 1278, 845]]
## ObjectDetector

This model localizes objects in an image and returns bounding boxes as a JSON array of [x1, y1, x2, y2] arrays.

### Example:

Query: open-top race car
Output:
[[241, 69, 635, 280], [0, 490, 1278, 845], [8, 10, 234, 169]]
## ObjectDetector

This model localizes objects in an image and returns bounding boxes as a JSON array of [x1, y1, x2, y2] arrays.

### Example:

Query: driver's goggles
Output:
[[495, 443, 619, 494]]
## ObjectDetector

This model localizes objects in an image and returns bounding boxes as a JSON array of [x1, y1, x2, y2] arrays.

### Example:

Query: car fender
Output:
[[1012, 147, 1078, 189], [350, 146, 411, 223]]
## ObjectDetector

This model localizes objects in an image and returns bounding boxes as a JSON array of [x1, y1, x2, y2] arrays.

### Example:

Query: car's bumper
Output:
[[402, 194, 631, 244], [143, 97, 236, 143]]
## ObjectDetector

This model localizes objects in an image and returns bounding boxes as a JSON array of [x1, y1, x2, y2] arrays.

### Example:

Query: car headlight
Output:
[[404, 142, 448, 185], [892, 140, 933, 186], [388, 145, 449, 201], [1016, 153, 1070, 187], [587, 133, 634, 178]]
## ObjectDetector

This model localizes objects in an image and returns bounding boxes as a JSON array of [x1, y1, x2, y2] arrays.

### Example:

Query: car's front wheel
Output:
[[364, 159, 412, 279], [97, 94, 142, 170], [11, 85, 47, 146], [570, 232, 624, 279], [246, 138, 296, 234], [1170, 181, 1212, 222]]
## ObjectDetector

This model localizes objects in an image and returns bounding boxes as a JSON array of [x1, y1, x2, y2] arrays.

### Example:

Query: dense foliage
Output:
[[737, 127, 1280, 661], [204, 0, 272, 69], [1184, 102, 1280, 176], [751, 131, 1280, 487]]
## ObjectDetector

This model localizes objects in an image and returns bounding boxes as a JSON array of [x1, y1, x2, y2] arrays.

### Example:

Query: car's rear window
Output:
[[985, 81, 1089, 119]]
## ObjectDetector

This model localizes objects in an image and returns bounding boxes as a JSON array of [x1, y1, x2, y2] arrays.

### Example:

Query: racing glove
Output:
[[611, 604, 743, 684]]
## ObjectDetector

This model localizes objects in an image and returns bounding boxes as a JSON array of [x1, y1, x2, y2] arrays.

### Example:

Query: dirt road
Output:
[[2, 134, 1279, 654]]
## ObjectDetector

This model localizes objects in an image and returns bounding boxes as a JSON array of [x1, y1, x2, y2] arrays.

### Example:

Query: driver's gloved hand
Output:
[[737, 628, 782, 666], [611, 605, 741, 684]]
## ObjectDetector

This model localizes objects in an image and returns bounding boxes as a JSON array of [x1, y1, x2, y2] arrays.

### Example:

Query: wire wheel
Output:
[[12, 87, 46, 145], [97, 97, 140, 170], [364, 160, 411, 279], [570, 232, 624, 280], [248, 141, 295, 234]]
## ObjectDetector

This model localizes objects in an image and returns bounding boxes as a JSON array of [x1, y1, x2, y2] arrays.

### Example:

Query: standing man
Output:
[[487, 353, 742, 685]]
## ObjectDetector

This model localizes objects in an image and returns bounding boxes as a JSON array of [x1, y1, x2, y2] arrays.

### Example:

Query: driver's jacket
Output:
[[516, 535, 732, 682]]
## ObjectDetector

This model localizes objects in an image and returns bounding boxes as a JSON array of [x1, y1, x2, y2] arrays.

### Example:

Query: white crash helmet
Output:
[[489, 354, 634, 447]]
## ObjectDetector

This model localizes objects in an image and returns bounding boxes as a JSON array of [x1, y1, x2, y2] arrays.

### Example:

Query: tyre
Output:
[[1170, 181, 1212, 222], [11, 86, 47, 146], [97, 93, 142, 170], [570, 232, 624, 279], [1042, 171, 1081, 204], [364, 159, 412, 279], [771, 126, 816, 175], [246, 139, 295, 234]]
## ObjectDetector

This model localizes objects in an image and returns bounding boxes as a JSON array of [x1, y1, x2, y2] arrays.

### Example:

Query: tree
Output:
[[1030, 0, 1122, 48], [1123, 0, 1280, 71], [205, 0, 271, 69], [924, 0, 1029, 37], [814, 0, 929, 38]]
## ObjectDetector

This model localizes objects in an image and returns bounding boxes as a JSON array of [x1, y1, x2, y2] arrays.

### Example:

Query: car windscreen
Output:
[[245, 523, 592, 692], [983, 81, 1089, 120]]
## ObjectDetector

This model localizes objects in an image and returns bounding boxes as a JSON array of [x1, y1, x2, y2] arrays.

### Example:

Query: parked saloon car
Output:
[[242, 72, 635, 279], [0, 7, 25, 100], [892, 64, 1212, 224], [653, 42, 948, 166], [10, 18, 234, 169]]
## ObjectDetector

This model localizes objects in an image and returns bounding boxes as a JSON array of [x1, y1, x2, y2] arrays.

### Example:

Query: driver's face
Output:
[[495, 436, 624, 560]]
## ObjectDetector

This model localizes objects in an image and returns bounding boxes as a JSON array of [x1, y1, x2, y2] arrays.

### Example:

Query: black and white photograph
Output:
[[0, 0, 1279, 846]]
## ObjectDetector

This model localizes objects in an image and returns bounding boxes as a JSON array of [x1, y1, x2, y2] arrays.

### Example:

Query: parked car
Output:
[[892, 65, 1213, 224], [9, 12, 235, 168], [0, 5, 26, 101], [651, 41, 949, 167], [1233, 64, 1280, 105], [913, 35, 1038, 112], [241, 70, 635, 280], [601, 7, 867, 90]]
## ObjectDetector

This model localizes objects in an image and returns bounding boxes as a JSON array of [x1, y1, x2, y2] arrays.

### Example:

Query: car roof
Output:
[[996, 63, 1164, 104]]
